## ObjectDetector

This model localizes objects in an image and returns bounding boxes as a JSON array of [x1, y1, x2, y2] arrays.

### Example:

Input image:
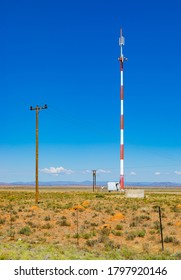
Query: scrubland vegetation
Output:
[[0, 189, 181, 260]]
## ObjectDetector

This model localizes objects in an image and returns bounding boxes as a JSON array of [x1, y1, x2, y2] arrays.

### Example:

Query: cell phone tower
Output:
[[118, 28, 127, 191]]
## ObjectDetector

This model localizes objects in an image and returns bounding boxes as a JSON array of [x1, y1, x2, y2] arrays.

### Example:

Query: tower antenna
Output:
[[118, 28, 127, 191]]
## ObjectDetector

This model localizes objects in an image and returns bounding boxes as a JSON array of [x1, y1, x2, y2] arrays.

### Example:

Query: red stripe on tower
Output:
[[120, 176, 124, 190], [120, 144, 124, 159], [120, 60, 123, 71], [120, 86, 124, 100], [120, 115, 124, 129]]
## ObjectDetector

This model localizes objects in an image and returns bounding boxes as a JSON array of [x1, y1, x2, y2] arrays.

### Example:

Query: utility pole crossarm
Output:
[[30, 104, 48, 111]]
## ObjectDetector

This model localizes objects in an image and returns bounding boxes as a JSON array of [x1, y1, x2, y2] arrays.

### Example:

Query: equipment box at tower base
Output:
[[107, 182, 119, 192]]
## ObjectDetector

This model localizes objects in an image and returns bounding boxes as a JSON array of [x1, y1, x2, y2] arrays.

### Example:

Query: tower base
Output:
[[125, 189, 145, 198]]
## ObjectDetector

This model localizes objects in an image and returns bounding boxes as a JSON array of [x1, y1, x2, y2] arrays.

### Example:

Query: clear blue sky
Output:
[[1, 0, 181, 183]]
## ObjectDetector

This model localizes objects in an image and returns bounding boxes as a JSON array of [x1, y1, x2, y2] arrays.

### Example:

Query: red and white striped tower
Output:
[[119, 28, 127, 191]]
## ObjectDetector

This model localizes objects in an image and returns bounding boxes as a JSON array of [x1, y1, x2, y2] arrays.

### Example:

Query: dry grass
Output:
[[0, 187, 180, 259]]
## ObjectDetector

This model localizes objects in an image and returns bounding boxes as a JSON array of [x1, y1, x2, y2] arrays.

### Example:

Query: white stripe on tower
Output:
[[119, 28, 126, 191]]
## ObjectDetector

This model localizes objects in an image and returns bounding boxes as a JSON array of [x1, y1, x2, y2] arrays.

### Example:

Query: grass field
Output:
[[0, 187, 181, 260]]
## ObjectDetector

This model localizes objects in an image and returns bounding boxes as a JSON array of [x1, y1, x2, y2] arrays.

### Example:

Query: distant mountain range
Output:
[[0, 181, 181, 187], [126, 182, 181, 187], [0, 180, 105, 187]]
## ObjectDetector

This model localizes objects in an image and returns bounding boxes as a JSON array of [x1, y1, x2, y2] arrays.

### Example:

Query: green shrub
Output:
[[164, 236, 173, 243], [90, 222, 98, 227], [0, 218, 6, 225], [44, 216, 51, 221], [126, 231, 136, 240], [129, 221, 138, 227], [86, 239, 97, 247], [171, 252, 181, 259], [137, 229, 146, 238], [100, 227, 110, 236], [126, 229, 146, 240], [19, 226, 32, 236], [153, 221, 160, 230], [26, 221, 37, 228], [42, 223, 52, 229], [111, 230, 122, 236], [72, 233, 80, 238], [115, 224, 123, 230], [96, 194, 104, 198], [56, 216, 70, 226], [82, 233, 92, 239]]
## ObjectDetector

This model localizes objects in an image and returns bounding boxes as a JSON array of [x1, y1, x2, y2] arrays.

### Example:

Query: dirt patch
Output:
[[110, 212, 125, 221]]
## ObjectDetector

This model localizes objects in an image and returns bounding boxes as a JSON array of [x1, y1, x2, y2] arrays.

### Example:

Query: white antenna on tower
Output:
[[119, 28, 127, 60], [119, 29, 125, 46]]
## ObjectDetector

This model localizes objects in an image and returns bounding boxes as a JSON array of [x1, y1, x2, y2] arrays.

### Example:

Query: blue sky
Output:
[[1, 0, 181, 183]]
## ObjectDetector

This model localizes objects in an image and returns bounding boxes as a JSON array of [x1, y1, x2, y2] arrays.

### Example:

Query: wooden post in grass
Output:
[[76, 208, 79, 246], [158, 206, 164, 251]]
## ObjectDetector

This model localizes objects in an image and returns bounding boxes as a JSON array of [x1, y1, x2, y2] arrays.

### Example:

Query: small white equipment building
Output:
[[107, 182, 120, 192]]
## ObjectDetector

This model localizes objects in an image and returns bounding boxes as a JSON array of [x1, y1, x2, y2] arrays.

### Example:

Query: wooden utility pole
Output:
[[30, 104, 48, 204], [92, 170, 96, 192]]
